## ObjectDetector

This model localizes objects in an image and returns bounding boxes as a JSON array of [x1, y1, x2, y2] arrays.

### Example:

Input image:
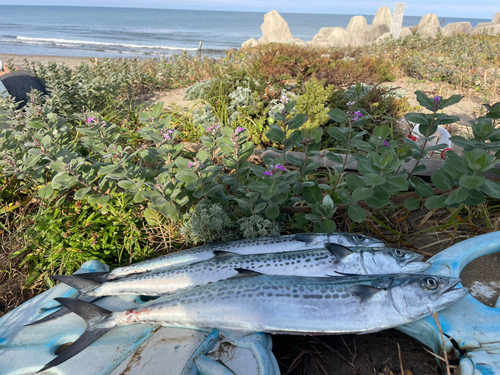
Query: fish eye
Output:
[[424, 277, 438, 290], [355, 234, 364, 241], [392, 249, 405, 257]]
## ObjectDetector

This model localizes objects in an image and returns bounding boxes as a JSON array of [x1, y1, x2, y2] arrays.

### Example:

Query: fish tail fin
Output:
[[27, 276, 101, 327], [74, 271, 110, 282], [52, 275, 101, 295], [37, 298, 113, 373]]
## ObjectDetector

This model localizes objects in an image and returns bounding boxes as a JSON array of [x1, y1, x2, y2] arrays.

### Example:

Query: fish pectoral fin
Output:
[[324, 243, 353, 259], [346, 285, 382, 302], [230, 268, 264, 278], [212, 250, 238, 258]]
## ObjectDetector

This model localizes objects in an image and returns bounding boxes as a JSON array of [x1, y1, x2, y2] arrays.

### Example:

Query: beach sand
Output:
[[0, 53, 91, 69]]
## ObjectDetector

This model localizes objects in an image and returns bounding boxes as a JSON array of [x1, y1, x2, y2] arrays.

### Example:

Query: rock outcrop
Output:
[[311, 27, 363, 48], [372, 7, 393, 30], [416, 13, 441, 38], [443, 22, 472, 36], [347, 16, 368, 32], [260, 10, 295, 44], [357, 24, 390, 43], [241, 38, 259, 48], [471, 24, 500, 35], [493, 12, 500, 24]]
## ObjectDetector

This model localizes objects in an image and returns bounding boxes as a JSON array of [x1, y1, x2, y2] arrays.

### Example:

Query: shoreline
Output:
[[0, 54, 95, 69]]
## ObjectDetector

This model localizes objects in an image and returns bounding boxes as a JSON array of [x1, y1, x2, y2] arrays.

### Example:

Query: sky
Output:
[[0, 0, 498, 19]]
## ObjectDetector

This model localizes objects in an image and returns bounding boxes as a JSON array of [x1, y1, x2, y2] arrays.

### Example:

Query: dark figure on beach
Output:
[[0, 68, 49, 108]]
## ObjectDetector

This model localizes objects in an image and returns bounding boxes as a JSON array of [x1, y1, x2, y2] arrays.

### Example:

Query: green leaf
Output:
[[348, 204, 366, 223], [327, 127, 348, 143], [39, 184, 54, 199], [465, 190, 486, 206], [319, 219, 337, 232], [264, 204, 280, 219], [196, 149, 209, 164], [118, 180, 135, 189], [414, 91, 435, 112], [480, 180, 500, 199], [373, 125, 391, 140], [381, 176, 409, 193], [459, 175, 486, 189], [444, 187, 469, 205], [405, 198, 420, 211], [27, 118, 45, 129], [175, 170, 198, 183], [444, 159, 467, 179], [261, 183, 280, 200], [431, 173, 452, 191], [352, 187, 374, 201], [404, 112, 429, 125], [449, 136, 474, 151], [328, 109, 349, 123], [424, 195, 447, 210], [416, 183, 434, 198], [144, 208, 165, 226], [305, 214, 321, 223], [265, 127, 285, 143], [288, 114, 308, 130], [254, 202, 267, 213], [345, 174, 365, 190], [363, 173, 386, 186], [366, 191, 389, 208], [87, 194, 110, 205], [98, 165, 119, 175], [74, 187, 91, 200], [302, 185, 322, 204]]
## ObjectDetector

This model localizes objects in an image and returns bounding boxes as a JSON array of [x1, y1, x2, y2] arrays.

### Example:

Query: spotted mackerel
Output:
[[89, 233, 385, 282], [38, 273, 468, 372], [54, 244, 430, 299]]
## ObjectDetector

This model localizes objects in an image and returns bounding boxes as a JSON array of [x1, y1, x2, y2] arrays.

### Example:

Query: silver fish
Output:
[[38, 273, 468, 372], [93, 233, 385, 282], [55, 244, 430, 299]]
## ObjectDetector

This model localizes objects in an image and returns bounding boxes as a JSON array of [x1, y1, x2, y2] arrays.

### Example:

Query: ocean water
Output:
[[0, 5, 492, 59]]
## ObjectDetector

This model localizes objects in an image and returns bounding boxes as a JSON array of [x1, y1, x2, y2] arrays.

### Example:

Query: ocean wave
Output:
[[14, 36, 200, 51]]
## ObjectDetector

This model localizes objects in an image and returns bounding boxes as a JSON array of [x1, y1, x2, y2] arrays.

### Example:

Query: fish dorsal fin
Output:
[[231, 268, 264, 278], [346, 285, 381, 302], [293, 233, 317, 244], [213, 250, 237, 258], [325, 243, 353, 259]]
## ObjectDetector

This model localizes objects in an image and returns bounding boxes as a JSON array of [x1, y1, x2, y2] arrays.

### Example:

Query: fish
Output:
[[53, 244, 431, 300], [79, 232, 385, 282], [37, 272, 468, 373], [27, 243, 424, 326]]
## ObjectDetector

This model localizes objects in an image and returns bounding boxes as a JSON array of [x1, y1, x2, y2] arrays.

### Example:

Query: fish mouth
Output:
[[440, 278, 463, 296], [405, 254, 425, 265]]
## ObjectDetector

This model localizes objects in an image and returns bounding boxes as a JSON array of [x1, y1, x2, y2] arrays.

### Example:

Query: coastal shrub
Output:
[[179, 202, 236, 244], [183, 78, 214, 100], [14, 194, 153, 287], [239, 214, 281, 238], [295, 78, 335, 130]]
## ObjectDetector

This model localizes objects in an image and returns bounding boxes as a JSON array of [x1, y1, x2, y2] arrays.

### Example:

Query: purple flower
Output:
[[188, 159, 204, 170], [273, 164, 286, 171], [280, 94, 289, 105], [433, 96, 442, 103], [235, 127, 246, 134], [187, 162, 193, 168], [353, 111, 363, 120], [264, 170, 274, 177], [163, 133, 171, 140], [207, 123, 220, 134], [87, 117, 96, 123], [168, 128, 175, 134], [384, 140, 390, 146], [264, 164, 287, 177]]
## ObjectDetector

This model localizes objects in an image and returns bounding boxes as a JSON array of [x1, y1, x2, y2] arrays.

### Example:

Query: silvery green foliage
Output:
[[183, 79, 214, 101], [239, 214, 280, 239], [268, 89, 298, 118], [192, 104, 219, 127], [179, 203, 236, 244], [345, 83, 407, 101], [228, 86, 255, 124]]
